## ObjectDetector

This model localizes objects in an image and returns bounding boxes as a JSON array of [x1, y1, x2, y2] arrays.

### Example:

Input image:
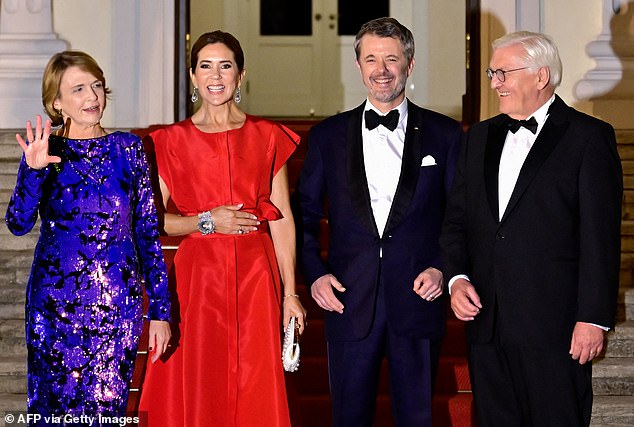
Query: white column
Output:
[[574, 0, 634, 100], [0, 0, 67, 127], [574, 0, 634, 127]]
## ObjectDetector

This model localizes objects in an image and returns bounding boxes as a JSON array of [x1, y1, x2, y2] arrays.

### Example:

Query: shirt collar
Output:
[[364, 98, 408, 129], [527, 94, 556, 134]]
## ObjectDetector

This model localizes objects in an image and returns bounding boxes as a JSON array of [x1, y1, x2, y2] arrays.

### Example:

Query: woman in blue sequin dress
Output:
[[5, 51, 171, 424]]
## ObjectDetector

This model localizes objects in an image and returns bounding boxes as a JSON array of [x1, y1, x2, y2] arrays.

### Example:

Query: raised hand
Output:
[[16, 115, 61, 170]]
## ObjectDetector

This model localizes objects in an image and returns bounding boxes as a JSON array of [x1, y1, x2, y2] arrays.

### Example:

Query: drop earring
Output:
[[191, 87, 199, 103], [234, 87, 241, 104]]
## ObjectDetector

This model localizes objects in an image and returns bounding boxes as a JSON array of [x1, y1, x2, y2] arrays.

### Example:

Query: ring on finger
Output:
[[238, 226, 243, 234]]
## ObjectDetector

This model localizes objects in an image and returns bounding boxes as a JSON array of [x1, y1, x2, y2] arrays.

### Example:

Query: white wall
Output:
[[45, 0, 612, 126], [480, 0, 603, 119], [52, 0, 175, 128]]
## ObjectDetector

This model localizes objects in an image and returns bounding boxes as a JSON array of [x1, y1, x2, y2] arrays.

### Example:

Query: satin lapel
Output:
[[484, 116, 509, 223], [384, 101, 423, 233], [347, 103, 379, 236], [500, 96, 570, 224]]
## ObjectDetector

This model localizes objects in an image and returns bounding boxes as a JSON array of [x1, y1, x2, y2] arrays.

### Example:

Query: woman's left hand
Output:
[[283, 295, 307, 335], [148, 320, 172, 363]]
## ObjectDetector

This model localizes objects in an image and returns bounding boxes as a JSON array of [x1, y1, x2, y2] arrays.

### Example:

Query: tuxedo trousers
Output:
[[326, 282, 440, 427], [468, 321, 593, 427]]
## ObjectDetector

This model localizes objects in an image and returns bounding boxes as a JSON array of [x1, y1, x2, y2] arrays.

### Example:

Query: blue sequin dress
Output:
[[5, 132, 170, 423]]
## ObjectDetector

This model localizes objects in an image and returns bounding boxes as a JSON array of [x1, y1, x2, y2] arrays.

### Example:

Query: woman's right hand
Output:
[[16, 115, 61, 170], [211, 203, 260, 234]]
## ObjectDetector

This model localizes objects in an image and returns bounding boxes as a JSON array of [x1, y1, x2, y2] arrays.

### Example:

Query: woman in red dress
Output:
[[139, 31, 307, 426]]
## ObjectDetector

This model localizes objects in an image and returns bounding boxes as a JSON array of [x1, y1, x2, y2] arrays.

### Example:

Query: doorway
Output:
[[182, 0, 480, 123]]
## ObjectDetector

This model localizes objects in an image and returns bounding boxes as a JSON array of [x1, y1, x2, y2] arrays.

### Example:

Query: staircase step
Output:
[[592, 357, 634, 396], [0, 336, 26, 357], [0, 280, 25, 306], [0, 250, 35, 270], [591, 395, 634, 426], [0, 392, 27, 414], [0, 374, 26, 394], [0, 355, 26, 376], [441, 318, 467, 357], [287, 393, 475, 427], [0, 320, 24, 338], [436, 357, 471, 393], [0, 143, 21, 161], [0, 160, 19, 177], [0, 360, 27, 395], [0, 174, 17, 192], [286, 354, 471, 396], [299, 319, 326, 357], [0, 304, 24, 321], [604, 320, 634, 357], [0, 224, 38, 251], [626, 288, 634, 321]]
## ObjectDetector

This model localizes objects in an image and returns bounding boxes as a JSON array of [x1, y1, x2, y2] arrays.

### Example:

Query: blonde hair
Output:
[[42, 51, 111, 126]]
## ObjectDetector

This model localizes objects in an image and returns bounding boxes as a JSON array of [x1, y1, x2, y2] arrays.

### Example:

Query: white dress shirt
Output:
[[498, 95, 554, 220], [448, 95, 608, 330], [448, 95, 555, 292], [362, 98, 408, 237]]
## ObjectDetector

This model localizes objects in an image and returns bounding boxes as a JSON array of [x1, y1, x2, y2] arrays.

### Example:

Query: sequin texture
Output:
[[5, 132, 170, 423]]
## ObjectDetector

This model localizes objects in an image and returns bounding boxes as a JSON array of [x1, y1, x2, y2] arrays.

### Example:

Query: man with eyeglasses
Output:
[[441, 31, 622, 426]]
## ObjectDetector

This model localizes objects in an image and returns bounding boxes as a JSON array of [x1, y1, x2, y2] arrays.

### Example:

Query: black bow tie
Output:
[[507, 116, 538, 134], [365, 109, 400, 131]]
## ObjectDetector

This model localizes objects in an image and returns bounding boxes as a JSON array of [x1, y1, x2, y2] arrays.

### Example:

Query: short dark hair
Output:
[[353, 17, 415, 64], [190, 30, 245, 74]]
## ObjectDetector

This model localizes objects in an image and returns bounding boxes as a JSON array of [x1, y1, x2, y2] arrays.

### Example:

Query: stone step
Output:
[[0, 174, 17, 192], [0, 250, 35, 270], [0, 189, 12, 206], [0, 355, 26, 376], [622, 218, 634, 236], [616, 130, 634, 145], [592, 357, 634, 396], [0, 159, 19, 175], [0, 337, 26, 361], [0, 304, 24, 321], [604, 320, 634, 358], [0, 131, 21, 145], [0, 280, 26, 306], [0, 143, 21, 162], [0, 320, 24, 339], [591, 395, 634, 426], [0, 230, 38, 252], [626, 288, 634, 321], [0, 392, 27, 415], [0, 355, 26, 396], [0, 350, 27, 399]]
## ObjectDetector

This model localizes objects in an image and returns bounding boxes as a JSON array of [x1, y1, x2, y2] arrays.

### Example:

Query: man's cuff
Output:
[[448, 274, 470, 294], [588, 323, 610, 331]]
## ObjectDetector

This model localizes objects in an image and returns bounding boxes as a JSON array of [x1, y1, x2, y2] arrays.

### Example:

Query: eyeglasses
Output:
[[485, 67, 530, 82]]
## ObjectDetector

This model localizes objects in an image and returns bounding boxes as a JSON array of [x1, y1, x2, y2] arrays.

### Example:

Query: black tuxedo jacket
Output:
[[299, 100, 463, 341], [441, 95, 623, 350]]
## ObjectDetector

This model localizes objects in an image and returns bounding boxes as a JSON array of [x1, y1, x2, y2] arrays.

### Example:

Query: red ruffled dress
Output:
[[139, 116, 299, 426]]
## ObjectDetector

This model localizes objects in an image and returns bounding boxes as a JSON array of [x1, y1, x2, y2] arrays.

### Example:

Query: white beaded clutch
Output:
[[282, 316, 300, 372]]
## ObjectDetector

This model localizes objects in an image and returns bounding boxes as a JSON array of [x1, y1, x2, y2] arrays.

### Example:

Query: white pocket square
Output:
[[421, 155, 437, 167]]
